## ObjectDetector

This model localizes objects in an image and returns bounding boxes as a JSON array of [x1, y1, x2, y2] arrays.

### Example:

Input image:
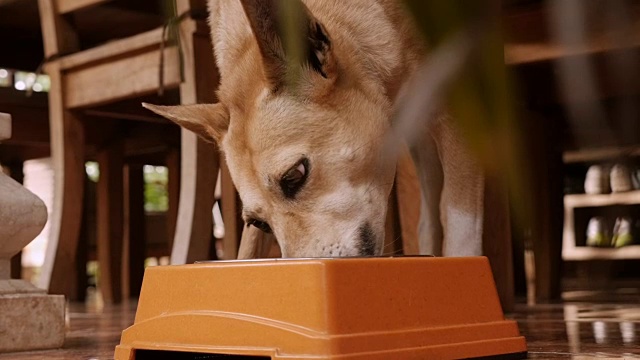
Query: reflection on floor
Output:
[[516, 287, 640, 359], [0, 289, 638, 359]]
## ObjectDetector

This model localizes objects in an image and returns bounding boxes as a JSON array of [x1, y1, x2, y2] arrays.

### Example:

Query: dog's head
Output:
[[145, 0, 397, 257]]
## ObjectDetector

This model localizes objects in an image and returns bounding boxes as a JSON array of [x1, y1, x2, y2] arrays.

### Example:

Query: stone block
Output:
[[0, 291, 65, 353]]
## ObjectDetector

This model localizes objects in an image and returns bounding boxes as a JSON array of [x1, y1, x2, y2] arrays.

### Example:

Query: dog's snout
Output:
[[358, 222, 376, 256]]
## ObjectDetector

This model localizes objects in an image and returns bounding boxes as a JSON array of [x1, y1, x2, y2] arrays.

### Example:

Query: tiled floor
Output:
[[1, 291, 639, 359]]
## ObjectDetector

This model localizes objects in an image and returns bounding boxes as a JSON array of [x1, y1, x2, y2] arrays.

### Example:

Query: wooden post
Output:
[[96, 140, 124, 304], [122, 163, 146, 299], [37, 0, 79, 58], [528, 115, 564, 301], [74, 180, 89, 302], [482, 175, 515, 312]]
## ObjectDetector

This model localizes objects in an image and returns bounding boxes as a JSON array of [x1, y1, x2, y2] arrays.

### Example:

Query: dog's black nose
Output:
[[358, 222, 376, 256]]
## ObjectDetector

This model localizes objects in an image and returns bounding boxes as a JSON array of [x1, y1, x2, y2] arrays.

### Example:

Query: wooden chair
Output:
[[36, 0, 240, 303]]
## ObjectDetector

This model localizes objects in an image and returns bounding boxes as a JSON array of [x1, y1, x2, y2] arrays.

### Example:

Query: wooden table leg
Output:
[[170, 7, 221, 264], [96, 140, 124, 304], [38, 64, 85, 297], [530, 117, 564, 301], [483, 175, 515, 312], [123, 163, 145, 299], [170, 132, 218, 264]]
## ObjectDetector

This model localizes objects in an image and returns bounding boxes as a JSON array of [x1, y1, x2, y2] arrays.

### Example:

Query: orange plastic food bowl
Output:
[[115, 256, 526, 359]]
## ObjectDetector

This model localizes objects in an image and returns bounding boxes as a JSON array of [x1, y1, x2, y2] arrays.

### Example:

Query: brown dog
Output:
[[144, 0, 484, 258]]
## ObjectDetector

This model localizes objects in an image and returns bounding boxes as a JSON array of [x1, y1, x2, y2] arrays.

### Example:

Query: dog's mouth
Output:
[[358, 222, 377, 256]]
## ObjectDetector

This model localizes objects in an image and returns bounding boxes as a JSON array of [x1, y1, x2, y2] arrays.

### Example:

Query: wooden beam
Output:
[[0, 144, 50, 163], [56, 0, 109, 15], [512, 51, 640, 111], [82, 109, 168, 124], [504, 2, 640, 65], [0, 107, 49, 146], [59, 27, 164, 70], [124, 151, 170, 166], [122, 126, 180, 158], [0, 88, 48, 109], [563, 145, 640, 164], [37, 0, 79, 57], [96, 139, 124, 304], [85, 89, 181, 122], [63, 46, 181, 109]]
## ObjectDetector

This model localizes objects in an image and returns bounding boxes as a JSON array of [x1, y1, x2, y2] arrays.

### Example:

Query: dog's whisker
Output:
[[383, 248, 405, 256], [383, 236, 402, 249], [382, 235, 404, 255]]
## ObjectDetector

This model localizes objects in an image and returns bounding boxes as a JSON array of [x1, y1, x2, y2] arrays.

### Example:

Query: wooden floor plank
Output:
[[1, 289, 639, 359]]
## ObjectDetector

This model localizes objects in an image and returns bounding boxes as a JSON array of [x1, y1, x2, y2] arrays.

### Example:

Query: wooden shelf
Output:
[[563, 191, 640, 261], [503, 4, 640, 65], [563, 146, 640, 164], [564, 190, 640, 208], [504, 2, 640, 65], [563, 245, 640, 261]]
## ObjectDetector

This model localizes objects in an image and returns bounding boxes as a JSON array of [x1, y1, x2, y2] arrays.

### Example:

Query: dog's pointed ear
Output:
[[142, 102, 229, 144], [240, 0, 335, 90]]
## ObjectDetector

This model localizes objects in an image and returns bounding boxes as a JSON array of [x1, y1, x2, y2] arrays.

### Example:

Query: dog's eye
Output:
[[280, 158, 309, 198], [247, 219, 272, 234]]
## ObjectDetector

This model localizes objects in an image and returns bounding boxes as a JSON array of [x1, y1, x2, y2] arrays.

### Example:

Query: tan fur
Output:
[[145, 0, 484, 258]]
